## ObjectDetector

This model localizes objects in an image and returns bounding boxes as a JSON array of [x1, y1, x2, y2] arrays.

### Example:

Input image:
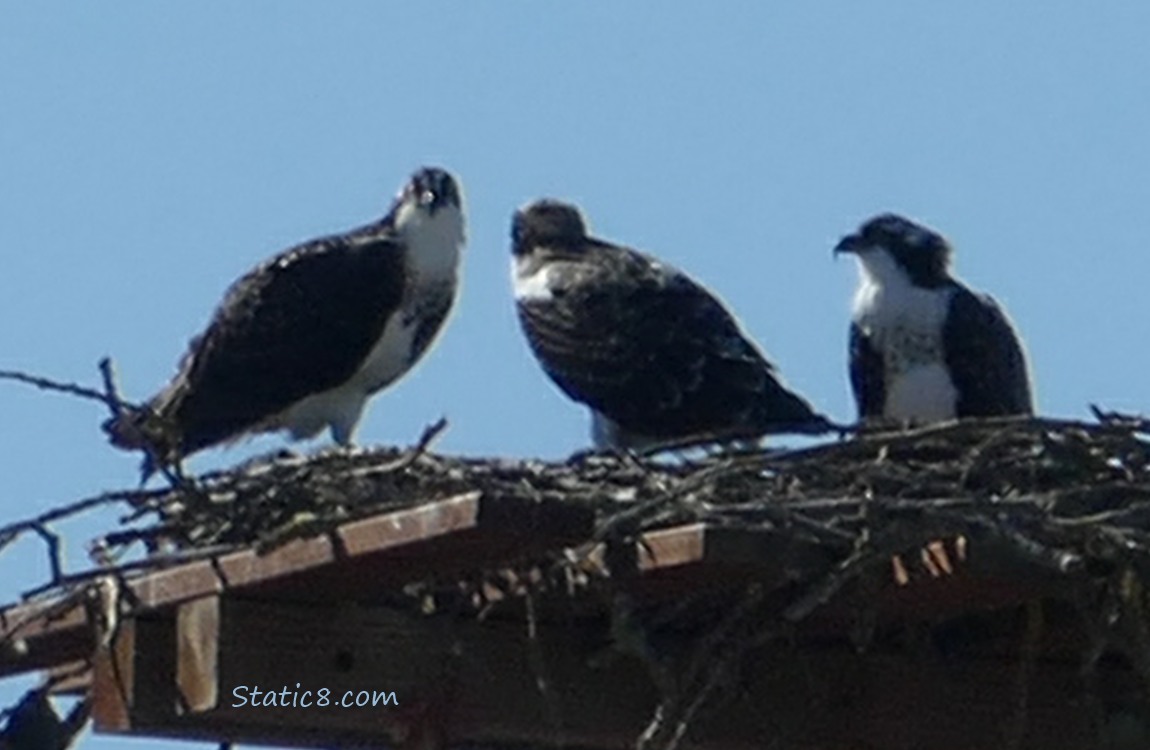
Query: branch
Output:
[[0, 490, 155, 583], [0, 366, 139, 415]]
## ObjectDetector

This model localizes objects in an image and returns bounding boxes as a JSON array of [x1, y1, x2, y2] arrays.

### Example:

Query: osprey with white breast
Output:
[[834, 213, 1033, 424], [512, 199, 834, 451], [105, 166, 465, 468]]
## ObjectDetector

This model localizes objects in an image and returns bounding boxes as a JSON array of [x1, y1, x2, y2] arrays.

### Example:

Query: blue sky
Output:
[[2, 3, 1149, 747]]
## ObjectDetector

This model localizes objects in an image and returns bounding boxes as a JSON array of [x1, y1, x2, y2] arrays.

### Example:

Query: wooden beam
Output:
[[44, 660, 92, 695], [0, 598, 91, 677], [89, 596, 1129, 750], [336, 491, 483, 557], [2, 520, 1066, 690], [0, 491, 595, 679], [176, 596, 220, 713], [91, 612, 179, 734]]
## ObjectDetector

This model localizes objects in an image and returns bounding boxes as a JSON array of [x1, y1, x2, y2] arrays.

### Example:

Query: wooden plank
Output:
[[131, 559, 223, 609], [588, 524, 832, 575], [216, 535, 337, 590], [176, 596, 220, 713], [45, 660, 92, 695], [337, 491, 482, 557], [0, 492, 588, 678], [585, 524, 835, 608], [92, 614, 179, 732], [636, 523, 707, 569], [87, 596, 1129, 750], [0, 599, 91, 677], [0, 511, 1063, 687], [90, 617, 135, 732]]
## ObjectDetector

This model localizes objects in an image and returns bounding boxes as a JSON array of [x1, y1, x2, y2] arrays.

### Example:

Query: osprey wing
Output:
[[153, 231, 408, 454], [848, 321, 885, 419], [518, 247, 822, 441], [943, 287, 1034, 417]]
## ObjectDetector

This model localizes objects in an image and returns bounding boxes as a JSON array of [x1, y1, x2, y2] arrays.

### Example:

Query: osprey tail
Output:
[[102, 404, 183, 464], [753, 380, 843, 436]]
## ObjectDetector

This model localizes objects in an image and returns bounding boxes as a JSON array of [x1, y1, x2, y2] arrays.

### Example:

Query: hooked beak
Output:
[[833, 233, 865, 258]]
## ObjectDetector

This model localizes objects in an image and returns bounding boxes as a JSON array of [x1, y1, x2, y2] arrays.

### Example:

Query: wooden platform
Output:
[[1, 491, 1144, 749]]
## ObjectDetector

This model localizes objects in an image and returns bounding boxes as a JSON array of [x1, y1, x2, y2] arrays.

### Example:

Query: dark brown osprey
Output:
[[105, 167, 465, 470], [511, 199, 833, 451]]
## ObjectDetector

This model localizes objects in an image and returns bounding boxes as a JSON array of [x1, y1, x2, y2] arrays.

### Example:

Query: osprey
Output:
[[835, 213, 1033, 424], [511, 199, 833, 451], [105, 166, 465, 468]]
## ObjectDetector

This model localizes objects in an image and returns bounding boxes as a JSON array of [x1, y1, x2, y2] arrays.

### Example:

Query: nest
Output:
[[95, 413, 1148, 557], [55, 411, 1144, 635]]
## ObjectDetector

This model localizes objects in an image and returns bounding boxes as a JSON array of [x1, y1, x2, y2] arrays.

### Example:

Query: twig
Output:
[[637, 584, 771, 750], [0, 491, 147, 541], [0, 490, 153, 576], [0, 368, 138, 413], [97, 357, 127, 420], [784, 545, 877, 623], [353, 417, 450, 476], [29, 525, 63, 586], [592, 454, 753, 542], [1091, 403, 1150, 434], [19, 544, 236, 601], [402, 416, 450, 461]]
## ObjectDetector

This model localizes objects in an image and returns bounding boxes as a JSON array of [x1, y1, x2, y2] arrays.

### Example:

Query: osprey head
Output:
[[401, 167, 461, 213], [386, 166, 465, 248], [834, 213, 953, 288], [512, 199, 588, 257]]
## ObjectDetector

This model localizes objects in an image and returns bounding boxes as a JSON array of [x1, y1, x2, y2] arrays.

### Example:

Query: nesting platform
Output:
[[3, 416, 1150, 749]]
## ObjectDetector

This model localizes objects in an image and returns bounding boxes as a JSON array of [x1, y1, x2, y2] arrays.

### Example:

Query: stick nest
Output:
[[92, 413, 1150, 586]]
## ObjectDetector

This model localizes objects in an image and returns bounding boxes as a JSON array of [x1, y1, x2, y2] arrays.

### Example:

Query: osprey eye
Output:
[[419, 190, 436, 206]]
